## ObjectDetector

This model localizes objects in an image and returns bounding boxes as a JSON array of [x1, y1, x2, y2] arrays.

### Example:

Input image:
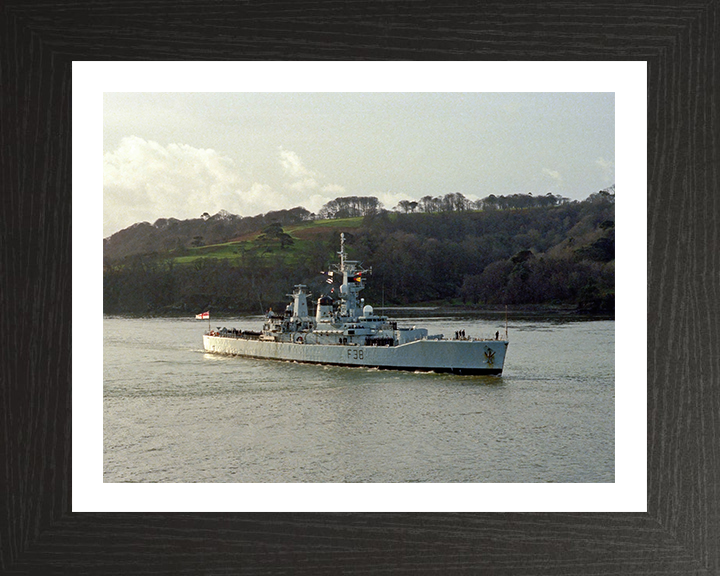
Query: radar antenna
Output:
[[338, 232, 346, 272]]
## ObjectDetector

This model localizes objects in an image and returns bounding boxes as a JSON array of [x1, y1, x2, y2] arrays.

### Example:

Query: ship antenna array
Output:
[[338, 232, 346, 271], [335, 232, 371, 278]]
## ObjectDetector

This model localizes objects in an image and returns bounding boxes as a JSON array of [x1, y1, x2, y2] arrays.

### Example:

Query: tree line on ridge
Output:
[[103, 188, 615, 316]]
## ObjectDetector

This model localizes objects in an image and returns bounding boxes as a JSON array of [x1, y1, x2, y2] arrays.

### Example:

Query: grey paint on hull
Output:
[[203, 335, 508, 374]]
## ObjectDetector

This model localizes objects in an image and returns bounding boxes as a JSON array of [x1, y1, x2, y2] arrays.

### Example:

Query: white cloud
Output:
[[279, 149, 317, 180], [374, 190, 407, 211], [542, 168, 563, 183], [595, 157, 615, 183], [277, 148, 345, 207], [103, 139, 350, 237], [321, 184, 345, 194], [288, 178, 320, 193], [104, 137, 245, 236]]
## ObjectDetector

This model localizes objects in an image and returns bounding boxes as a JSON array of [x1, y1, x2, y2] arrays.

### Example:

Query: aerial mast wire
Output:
[[505, 305, 508, 340]]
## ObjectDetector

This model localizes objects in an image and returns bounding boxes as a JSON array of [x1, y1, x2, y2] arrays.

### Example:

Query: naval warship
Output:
[[203, 233, 508, 375]]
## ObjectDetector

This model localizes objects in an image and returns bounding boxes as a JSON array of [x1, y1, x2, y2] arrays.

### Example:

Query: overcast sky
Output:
[[103, 92, 614, 238]]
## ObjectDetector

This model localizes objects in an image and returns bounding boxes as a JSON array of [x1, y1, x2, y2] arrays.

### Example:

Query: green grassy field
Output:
[[169, 217, 365, 267]]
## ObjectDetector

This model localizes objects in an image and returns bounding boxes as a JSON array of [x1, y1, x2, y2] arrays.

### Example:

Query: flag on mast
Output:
[[195, 311, 210, 320]]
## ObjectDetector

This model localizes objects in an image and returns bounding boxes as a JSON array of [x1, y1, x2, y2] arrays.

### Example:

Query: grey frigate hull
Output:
[[203, 334, 508, 375], [199, 233, 510, 375]]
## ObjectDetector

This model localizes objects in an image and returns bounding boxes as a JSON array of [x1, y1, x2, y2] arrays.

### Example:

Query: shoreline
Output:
[[103, 302, 614, 321]]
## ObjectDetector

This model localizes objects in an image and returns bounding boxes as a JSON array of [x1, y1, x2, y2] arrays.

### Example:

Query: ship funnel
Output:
[[289, 285, 309, 319], [316, 295, 334, 323]]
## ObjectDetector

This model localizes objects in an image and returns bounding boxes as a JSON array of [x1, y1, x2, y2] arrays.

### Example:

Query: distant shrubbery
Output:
[[351, 194, 614, 312], [104, 188, 615, 315]]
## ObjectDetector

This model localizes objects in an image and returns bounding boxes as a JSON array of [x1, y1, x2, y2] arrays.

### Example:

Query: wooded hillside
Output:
[[103, 190, 615, 315]]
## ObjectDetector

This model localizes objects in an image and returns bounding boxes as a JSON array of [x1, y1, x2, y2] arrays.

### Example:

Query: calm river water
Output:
[[103, 312, 614, 483]]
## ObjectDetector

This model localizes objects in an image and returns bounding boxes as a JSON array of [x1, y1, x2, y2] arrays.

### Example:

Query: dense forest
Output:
[[103, 189, 615, 316]]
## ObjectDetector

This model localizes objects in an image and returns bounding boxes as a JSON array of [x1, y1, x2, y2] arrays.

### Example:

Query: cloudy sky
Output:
[[103, 92, 614, 238]]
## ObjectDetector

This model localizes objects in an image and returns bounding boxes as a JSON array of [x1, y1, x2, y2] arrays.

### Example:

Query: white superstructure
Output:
[[203, 233, 508, 375]]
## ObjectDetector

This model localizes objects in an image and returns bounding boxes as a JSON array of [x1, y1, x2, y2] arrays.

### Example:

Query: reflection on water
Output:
[[104, 313, 614, 483]]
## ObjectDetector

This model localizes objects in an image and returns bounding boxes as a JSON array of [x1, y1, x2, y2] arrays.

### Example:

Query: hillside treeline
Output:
[[103, 190, 614, 316], [395, 190, 572, 213], [104, 191, 588, 261], [104, 206, 315, 261], [353, 196, 614, 310]]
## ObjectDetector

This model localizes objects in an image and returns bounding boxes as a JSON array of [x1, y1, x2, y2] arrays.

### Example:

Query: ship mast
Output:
[[338, 232, 346, 272], [334, 232, 371, 319]]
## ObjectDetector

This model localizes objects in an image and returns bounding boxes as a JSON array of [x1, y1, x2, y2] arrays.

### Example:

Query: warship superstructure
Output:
[[203, 234, 508, 375]]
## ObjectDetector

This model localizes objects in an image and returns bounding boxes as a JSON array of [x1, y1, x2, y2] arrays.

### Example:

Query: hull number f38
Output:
[[348, 348, 365, 360]]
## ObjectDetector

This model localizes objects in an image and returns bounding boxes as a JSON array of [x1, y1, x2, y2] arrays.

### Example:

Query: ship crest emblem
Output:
[[484, 348, 495, 366]]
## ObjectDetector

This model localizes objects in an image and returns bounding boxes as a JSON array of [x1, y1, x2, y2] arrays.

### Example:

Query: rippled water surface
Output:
[[104, 313, 614, 483]]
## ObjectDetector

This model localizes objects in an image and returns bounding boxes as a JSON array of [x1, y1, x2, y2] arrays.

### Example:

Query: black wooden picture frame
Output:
[[2, 2, 718, 574]]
